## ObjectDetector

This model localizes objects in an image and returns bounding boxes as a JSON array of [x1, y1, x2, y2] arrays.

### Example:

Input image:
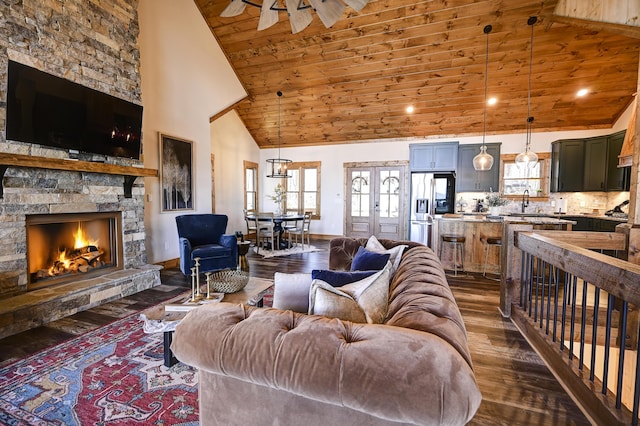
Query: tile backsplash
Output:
[[457, 191, 631, 215]]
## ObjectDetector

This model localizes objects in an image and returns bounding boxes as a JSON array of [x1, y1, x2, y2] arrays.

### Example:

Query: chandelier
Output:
[[515, 16, 539, 169], [266, 91, 292, 178], [472, 24, 494, 171], [221, 0, 369, 34]]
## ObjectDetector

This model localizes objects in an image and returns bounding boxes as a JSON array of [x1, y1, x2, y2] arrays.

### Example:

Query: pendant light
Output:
[[515, 16, 539, 169], [266, 91, 292, 178], [472, 24, 494, 171]]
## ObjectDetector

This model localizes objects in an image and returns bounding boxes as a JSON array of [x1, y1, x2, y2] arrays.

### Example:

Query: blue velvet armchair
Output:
[[176, 214, 238, 276]]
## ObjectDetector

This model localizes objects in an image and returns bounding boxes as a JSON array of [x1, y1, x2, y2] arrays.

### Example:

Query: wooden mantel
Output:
[[0, 152, 158, 198]]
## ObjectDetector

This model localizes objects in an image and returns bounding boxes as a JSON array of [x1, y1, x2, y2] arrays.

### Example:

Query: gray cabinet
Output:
[[409, 142, 458, 172], [583, 136, 607, 191], [606, 131, 630, 191], [456, 143, 501, 192], [551, 139, 585, 192]]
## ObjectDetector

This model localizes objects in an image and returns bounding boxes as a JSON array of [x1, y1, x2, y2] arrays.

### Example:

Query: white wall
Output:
[[211, 110, 261, 235], [138, 0, 247, 263]]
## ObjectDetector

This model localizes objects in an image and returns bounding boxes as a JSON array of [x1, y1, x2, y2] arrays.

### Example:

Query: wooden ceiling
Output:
[[196, 0, 639, 149]]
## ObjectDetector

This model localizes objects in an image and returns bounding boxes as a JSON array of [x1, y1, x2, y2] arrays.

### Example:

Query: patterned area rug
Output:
[[253, 243, 324, 258], [0, 301, 199, 426]]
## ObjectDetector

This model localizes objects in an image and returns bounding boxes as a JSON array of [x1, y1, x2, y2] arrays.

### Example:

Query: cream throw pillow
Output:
[[308, 262, 391, 324], [273, 272, 312, 313], [365, 235, 408, 274]]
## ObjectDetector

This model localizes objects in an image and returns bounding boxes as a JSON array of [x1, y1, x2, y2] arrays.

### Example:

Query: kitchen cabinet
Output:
[[564, 216, 621, 232], [551, 130, 628, 193], [456, 143, 501, 192], [409, 142, 458, 172], [551, 139, 585, 192], [583, 136, 607, 191], [606, 130, 630, 191]]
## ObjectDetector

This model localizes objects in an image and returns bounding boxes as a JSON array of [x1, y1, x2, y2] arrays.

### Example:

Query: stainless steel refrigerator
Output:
[[408, 172, 456, 247]]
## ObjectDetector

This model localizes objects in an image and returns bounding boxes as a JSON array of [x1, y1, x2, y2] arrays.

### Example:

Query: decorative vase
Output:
[[274, 203, 282, 216], [489, 206, 500, 216]]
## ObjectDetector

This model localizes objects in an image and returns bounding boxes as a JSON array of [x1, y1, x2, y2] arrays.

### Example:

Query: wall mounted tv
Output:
[[5, 60, 143, 160]]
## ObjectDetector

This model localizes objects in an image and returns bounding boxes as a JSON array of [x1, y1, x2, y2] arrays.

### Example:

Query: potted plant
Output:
[[485, 189, 509, 216], [269, 184, 285, 215]]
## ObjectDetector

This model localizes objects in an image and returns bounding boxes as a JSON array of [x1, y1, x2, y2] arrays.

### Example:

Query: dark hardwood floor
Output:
[[0, 238, 591, 425]]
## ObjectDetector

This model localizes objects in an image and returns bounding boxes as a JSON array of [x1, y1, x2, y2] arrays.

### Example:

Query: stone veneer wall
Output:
[[0, 0, 146, 299]]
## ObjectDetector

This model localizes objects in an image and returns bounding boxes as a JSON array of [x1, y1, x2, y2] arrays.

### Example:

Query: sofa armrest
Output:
[[171, 303, 481, 425], [219, 233, 238, 265], [178, 237, 193, 275]]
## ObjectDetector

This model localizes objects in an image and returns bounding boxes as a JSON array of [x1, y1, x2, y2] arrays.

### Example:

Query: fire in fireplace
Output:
[[26, 212, 124, 289]]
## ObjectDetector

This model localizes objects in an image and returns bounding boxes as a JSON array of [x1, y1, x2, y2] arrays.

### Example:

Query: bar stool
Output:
[[483, 236, 502, 279], [439, 234, 466, 276]]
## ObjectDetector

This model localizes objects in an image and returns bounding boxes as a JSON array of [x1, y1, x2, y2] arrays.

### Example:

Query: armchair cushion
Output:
[[176, 214, 238, 275]]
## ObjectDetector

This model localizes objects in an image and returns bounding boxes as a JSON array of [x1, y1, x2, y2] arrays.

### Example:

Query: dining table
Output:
[[245, 213, 305, 250]]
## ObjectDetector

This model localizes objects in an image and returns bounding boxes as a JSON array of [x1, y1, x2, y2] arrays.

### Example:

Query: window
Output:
[[244, 161, 258, 212], [283, 161, 321, 218], [499, 153, 550, 199]]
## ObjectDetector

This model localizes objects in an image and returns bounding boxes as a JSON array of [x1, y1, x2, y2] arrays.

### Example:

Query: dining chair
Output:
[[254, 212, 278, 253], [285, 212, 311, 250], [243, 209, 258, 246]]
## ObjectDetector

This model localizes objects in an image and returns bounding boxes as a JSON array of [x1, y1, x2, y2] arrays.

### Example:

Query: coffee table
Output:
[[142, 276, 273, 367]]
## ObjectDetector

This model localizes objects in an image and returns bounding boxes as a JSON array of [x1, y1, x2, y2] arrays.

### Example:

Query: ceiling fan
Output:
[[220, 0, 369, 34]]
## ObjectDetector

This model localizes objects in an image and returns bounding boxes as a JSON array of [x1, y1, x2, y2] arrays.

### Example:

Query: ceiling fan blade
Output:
[[220, 0, 247, 17], [308, 0, 345, 28], [286, 0, 313, 34], [258, 0, 279, 30], [342, 0, 368, 12]]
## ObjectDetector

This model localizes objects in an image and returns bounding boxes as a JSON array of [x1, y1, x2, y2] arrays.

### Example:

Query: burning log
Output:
[[36, 245, 105, 278]]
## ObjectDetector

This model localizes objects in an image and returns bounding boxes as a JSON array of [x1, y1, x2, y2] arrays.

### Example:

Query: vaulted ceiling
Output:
[[195, 0, 639, 149]]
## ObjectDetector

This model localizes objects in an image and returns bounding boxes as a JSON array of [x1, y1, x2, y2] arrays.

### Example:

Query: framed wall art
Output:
[[160, 133, 194, 212]]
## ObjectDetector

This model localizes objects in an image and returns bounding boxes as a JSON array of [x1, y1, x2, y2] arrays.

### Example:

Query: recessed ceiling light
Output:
[[487, 97, 497, 106], [406, 105, 415, 113], [577, 88, 589, 97]]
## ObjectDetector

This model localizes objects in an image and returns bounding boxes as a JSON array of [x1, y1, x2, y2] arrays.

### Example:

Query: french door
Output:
[[345, 163, 406, 240]]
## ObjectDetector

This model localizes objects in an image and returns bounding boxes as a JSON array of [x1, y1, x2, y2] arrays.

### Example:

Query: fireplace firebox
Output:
[[26, 212, 124, 289]]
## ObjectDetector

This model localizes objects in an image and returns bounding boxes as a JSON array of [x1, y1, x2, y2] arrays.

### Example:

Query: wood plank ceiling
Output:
[[195, 0, 639, 149]]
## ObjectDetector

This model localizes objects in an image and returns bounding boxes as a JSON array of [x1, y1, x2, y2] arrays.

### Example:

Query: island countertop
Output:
[[434, 215, 577, 225]]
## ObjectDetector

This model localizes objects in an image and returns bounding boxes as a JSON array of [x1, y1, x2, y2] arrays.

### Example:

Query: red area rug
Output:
[[0, 305, 199, 425]]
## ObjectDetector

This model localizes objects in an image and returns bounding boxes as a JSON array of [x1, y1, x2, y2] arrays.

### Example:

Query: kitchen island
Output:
[[433, 215, 576, 275]]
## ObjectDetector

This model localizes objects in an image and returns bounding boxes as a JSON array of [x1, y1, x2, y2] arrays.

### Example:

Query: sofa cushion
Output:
[[309, 263, 391, 324], [350, 247, 390, 271], [365, 235, 408, 274], [273, 272, 312, 313], [311, 269, 377, 287]]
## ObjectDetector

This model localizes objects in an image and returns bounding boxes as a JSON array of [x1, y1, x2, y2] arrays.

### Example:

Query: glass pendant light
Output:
[[473, 25, 494, 171], [515, 16, 539, 169], [266, 91, 292, 178]]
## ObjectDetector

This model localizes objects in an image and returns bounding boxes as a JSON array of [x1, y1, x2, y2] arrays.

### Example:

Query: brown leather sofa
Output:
[[171, 237, 481, 425]]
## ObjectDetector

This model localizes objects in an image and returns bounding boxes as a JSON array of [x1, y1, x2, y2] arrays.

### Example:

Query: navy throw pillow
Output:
[[311, 269, 378, 287], [350, 246, 390, 271]]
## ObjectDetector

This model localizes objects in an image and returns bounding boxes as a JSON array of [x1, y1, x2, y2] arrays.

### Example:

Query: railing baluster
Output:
[[552, 265, 560, 342], [534, 257, 540, 323], [528, 254, 534, 316], [569, 275, 577, 360], [603, 294, 614, 395], [560, 271, 569, 353], [520, 251, 526, 308], [579, 280, 588, 370], [633, 322, 640, 426], [545, 262, 552, 335], [590, 287, 600, 381], [616, 301, 628, 409]]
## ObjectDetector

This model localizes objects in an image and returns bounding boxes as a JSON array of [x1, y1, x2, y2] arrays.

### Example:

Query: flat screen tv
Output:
[[5, 60, 143, 160]]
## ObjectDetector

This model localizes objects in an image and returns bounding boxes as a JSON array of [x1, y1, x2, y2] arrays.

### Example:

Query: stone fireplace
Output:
[[0, 0, 161, 339]]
